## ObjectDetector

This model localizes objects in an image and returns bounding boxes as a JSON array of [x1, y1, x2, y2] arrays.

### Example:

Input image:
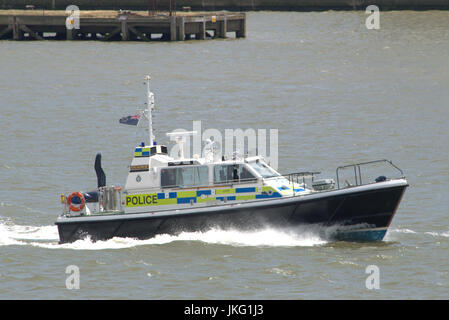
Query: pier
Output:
[[0, 10, 246, 41], [1, 1, 448, 11]]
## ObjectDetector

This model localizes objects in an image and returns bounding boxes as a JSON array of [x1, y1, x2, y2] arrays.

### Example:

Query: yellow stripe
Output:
[[262, 186, 276, 193], [235, 195, 256, 201], [125, 194, 176, 207], [177, 191, 197, 198], [157, 198, 178, 205], [215, 188, 236, 195], [197, 197, 217, 203]]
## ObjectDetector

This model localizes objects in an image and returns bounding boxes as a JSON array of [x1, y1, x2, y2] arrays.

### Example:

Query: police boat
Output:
[[55, 76, 408, 243]]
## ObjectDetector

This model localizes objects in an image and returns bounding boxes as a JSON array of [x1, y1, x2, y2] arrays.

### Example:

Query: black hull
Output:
[[56, 182, 408, 243]]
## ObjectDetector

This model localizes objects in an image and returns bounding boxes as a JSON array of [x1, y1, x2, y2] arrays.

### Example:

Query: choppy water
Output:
[[0, 11, 448, 299]]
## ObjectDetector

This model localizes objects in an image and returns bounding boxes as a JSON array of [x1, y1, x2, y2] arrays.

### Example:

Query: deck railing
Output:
[[335, 159, 405, 189]]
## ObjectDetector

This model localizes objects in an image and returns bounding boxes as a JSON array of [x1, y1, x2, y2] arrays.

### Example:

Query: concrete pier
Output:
[[0, 10, 246, 41]]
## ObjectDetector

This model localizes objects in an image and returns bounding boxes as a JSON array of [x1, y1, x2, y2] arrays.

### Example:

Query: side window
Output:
[[179, 167, 195, 187], [214, 165, 230, 184], [161, 168, 177, 187], [240, 165, 257, 182], [161, 166, 209, 188], [180, 166, 209, 187], [196, 166, 209, 186], [214, 164, 256, 184]]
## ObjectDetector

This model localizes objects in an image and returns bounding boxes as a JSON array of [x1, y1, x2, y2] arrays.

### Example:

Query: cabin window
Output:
[[196, 166, 209, 186], [161, 166, 209, 188], [247, 160, 279, 179], [240, 166, 257, 182], [213, 164, 256, 184], [161, 168, 177, 187], [214, 165, 233, 184]]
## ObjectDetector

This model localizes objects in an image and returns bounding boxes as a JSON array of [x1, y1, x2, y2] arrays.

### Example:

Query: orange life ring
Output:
[[67, 192, 85, 212]]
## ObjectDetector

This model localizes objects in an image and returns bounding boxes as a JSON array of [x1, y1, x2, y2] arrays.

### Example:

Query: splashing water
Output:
[[384, 227, 449, 241], [4, 220, 445, 251], [0, 221, 59, 246], [0, 220, 327, 250]]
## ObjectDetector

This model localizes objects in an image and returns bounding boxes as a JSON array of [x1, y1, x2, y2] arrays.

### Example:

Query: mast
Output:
[[145, 75, 155, 146]]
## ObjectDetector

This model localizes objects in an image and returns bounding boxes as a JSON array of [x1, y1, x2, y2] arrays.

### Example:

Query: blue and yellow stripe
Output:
[[134, 147, 150, 157], [125, 186, 282, 208]]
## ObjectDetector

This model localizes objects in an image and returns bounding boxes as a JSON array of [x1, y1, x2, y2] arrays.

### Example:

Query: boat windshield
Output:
[[247, 161, 280, 179]]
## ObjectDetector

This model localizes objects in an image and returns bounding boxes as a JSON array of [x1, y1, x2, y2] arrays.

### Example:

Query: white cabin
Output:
[[123, 141, 310, 214]]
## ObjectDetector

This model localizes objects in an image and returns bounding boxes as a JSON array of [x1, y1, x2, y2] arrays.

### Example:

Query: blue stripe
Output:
[[236, 187, 256, 193], [135, 148, 142, 152], [157, 193, 165, 199], [177, 197, 197, 204], [216, 196, 237, 201], [142, 151, 150, 156], [256, 192, 282, 199], [294, 188, 305, 192], [169, 192, 177, 199], [197, 190, 212, 196]]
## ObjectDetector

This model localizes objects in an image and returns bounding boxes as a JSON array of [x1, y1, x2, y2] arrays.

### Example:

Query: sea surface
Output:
[[0, 11, 448, 300]]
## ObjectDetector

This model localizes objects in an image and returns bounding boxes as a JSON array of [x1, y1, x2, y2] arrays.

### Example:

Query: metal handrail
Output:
[[336, 159, 405, 189], [283, 171, 321, 188], [261, 171, 321, 196]]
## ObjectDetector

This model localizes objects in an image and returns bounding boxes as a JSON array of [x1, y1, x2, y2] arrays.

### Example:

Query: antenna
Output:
[[145, 75, 155, 146]]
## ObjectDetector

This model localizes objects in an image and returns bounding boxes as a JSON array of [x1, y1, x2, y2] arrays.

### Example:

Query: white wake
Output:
[[0, 220, 327, 250], [5, 221, 444, 251]]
